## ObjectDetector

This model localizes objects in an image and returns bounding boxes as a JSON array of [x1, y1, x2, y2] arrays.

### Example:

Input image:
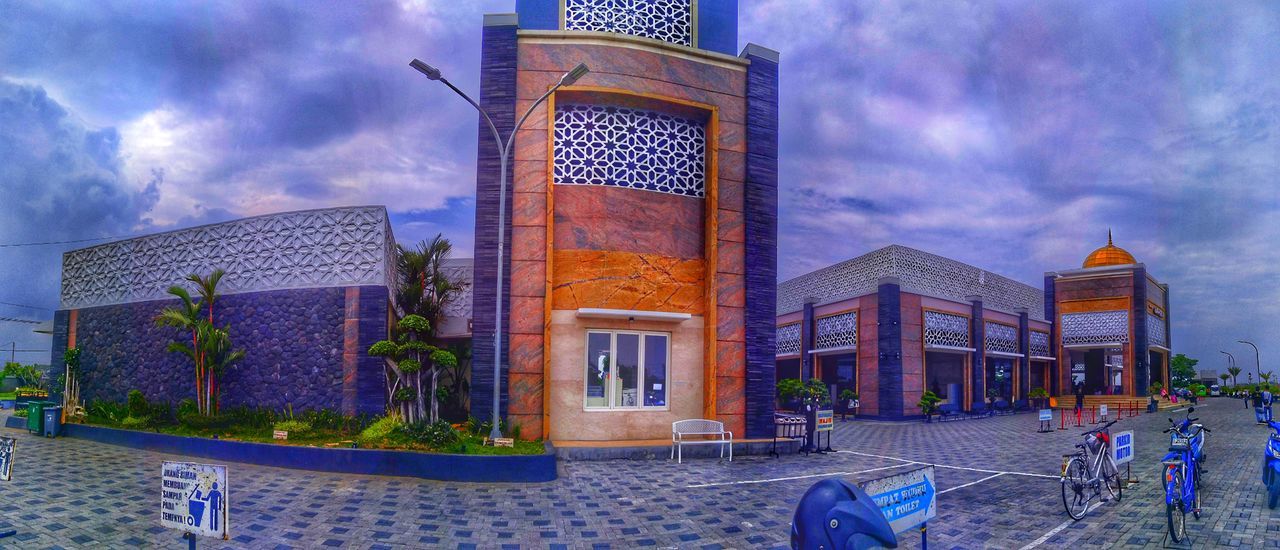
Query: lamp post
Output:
[[1239, 340, 1261, 387], [1220, 350, 1235, 384], [410, 58, 589, 440]]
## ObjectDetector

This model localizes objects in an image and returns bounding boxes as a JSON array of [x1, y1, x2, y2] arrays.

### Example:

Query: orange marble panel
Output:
[[718, 178, 743, 213], [716, 272, 744, 308], [718, 149, 744, 184], [532, 71, 746, 123], [717, 120, 745, 154], [716, 340, 745, 378], [716, 305, 744, 342], [509, 413, 543, 441], [716, 240, 744, 275], [510, 225, 546, 262], [508, 373, 543, 414], [717, 414, 745, 439], [717, 209, 744, 243], [509, 333, 544, 374], [551, 250, 704, 314], [512, 191, 546, 227], [514, 98, 551, 131], [509, 295, 545, 336], [510, 260, 546, 298], [716, 376, 746, 414], [514, 159, 548, 194], [517, 42, 746, 98], [1058, 297, 1130, 314], [514, 127, 548, 163], [553, 185, 703, 259]]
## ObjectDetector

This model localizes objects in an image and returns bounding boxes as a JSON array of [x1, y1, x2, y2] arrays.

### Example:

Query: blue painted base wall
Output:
[[6, 416, 557, 483]]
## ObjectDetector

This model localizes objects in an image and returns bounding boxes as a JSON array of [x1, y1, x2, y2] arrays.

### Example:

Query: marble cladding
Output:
[[553, 186, 704, 260]]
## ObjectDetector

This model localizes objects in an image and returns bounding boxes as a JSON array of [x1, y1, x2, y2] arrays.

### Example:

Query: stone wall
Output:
[[59, 286, 387, 414]]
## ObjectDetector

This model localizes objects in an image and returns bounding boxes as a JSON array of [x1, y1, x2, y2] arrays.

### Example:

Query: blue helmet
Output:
[[791, 478, 898, 549]]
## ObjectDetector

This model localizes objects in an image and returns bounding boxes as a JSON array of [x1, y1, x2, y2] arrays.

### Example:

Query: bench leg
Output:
[[728, 439, 733, 462], [671, 443, 675, 461], [678, 443, 682, 464]]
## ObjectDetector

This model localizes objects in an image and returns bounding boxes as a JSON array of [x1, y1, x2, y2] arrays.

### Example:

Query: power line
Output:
[[0, 234, 130, 248], [0, 301, 50, 311], [0, 317, 43, 324]]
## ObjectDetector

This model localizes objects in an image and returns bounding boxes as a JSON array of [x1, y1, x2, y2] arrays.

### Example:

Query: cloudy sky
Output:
[[2, 1, 1278, 377]]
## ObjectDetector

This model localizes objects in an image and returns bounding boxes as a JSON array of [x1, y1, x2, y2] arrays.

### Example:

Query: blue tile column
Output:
[[969, 296, 985, 410], [877, 277, 903, 419], [1044, 274, 1058, 396], [469, 14, 519, 420], [1132, 267, 1149, 396], [356, 285, 390, 416], [1017, 308, 1030, 402], [741, 43, 780, 438], [799, 301, 815, 382]]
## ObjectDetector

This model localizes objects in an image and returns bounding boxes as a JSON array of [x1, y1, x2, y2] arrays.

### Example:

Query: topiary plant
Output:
[[127, 390, 149, 418], [917, 390, 942, 418]]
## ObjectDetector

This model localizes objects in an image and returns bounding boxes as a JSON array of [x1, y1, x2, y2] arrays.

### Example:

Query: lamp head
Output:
[[410, 59, 442, 81], [559, 63, 590, 86]]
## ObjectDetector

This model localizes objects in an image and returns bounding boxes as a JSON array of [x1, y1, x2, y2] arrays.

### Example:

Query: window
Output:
[[584, 330, 670, 409]]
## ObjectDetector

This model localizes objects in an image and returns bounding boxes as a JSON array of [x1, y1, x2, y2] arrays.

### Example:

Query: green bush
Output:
[[1029, 387, 1049, 399], [87, 400, 128, 424], [777, 378, 804, 403], [393, 387, 416, 403], [179, 413, 232, 431], [358, 415, 404, 445], [14, 408, 27, 418], [399, 420, 459, 448], [127, 390, 148, 418], [177, 399, 198, 418], [121, 416, 150, 429], [917, 391, 942, 416], [221, 406, 278, 429], [273, 420, 313, 435]]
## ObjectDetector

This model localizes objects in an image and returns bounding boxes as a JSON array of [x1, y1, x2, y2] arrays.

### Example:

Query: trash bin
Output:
[[42, 405, 63, 437], [26, 401, 48, 434]]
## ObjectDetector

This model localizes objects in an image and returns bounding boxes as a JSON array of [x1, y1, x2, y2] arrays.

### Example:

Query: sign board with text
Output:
[[273, 430, 288, 440], [1099, 404, 1109, 417], [161, 461, 229, 540], [863, 466, 936, 534], [0, 437, 13, 481], [816, 409, 834, 432], [1112, 430, 1134, 465], [1038, 409, 1053, 422]]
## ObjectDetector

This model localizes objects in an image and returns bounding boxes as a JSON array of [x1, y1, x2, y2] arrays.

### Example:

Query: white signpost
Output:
[[1099, 404, 1109, 421], [0, 437, 14, 481], [161, 461, 229, 542], [863, 466, 937, 545]]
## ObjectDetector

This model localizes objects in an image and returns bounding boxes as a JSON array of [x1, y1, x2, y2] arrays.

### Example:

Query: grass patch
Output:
[[0, 392, 15, 401]]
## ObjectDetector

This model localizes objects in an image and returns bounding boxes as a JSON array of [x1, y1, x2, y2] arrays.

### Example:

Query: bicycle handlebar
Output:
[[1082, 419, 1118, 435]]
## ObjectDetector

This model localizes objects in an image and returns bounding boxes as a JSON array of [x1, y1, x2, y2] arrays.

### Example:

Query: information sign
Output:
[[1099, 404, 1109, 418], [863, 466, 936, 534], [0, 437, 13, 481], [1112, 430, 1134, 465], [494, 437, 515, 448], [273, 430, 288, 440], [1038, 409, 1053, 422], [161, 461, 229, 540], [816, 409, 834, 432]]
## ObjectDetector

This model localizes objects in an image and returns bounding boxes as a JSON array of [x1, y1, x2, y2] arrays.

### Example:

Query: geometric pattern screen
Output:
[[564, 0, 693, 46], [60, 206, 394, 309], [1061, 310, 1130, 346], [1147, 313, 1167, 348], [924, 311, 970, 348], [776, 323, 801, 356], [814, 312, 857, 350], [554, 104, 706, 198], [1030, 330, 1051, 358], [984, 322, 1019, 355]]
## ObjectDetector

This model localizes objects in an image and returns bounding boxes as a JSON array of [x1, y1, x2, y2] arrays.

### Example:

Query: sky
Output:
[[2, 1, 1278, 379]]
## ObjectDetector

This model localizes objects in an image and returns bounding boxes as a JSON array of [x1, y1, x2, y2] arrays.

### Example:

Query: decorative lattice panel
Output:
[[985, 322, 1019, 354], [441, 258, 473, 319], [777, 245, 1045, 320], [564, 0, 693, 46], [1147, 313, 1167, 348], [1061, 311, 1130, 346], [554, 104, 706, 198], [777, 323, 801, 356], [1030, 330, 1051, 357], [61, 207, 394, 309], [814, 312, 857, 350], [924, 311, 970, 348]]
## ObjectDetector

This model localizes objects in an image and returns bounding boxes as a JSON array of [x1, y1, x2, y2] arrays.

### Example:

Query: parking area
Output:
[[0, 398, 1277, 549]]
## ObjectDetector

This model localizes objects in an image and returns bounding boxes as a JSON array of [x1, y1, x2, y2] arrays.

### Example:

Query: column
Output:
[[1017, 308, 1030, 402], [969, 296, 985, 410], [877, 277, 903, 418]]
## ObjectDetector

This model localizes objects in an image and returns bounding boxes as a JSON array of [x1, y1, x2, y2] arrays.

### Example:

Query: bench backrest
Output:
[[673, 419, 725, 434]]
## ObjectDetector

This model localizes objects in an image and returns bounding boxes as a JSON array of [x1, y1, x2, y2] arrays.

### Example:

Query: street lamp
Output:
[[1239, 340, 1261, 385], [410, 58, 589, 441], [1220, 350, 1235, 385]]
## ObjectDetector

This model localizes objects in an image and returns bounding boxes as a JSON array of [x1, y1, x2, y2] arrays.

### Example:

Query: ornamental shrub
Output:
[[273, 420, 313, 435], [917, 391, 942, 415], [121, 415, 150, 429], [394, 387, 417, 403], [127, 390, 149, 418], [179, 413, 232, 431], [358, 415, 404, 445], [400, 420, 459, 448], [177, 399, 198, 418]]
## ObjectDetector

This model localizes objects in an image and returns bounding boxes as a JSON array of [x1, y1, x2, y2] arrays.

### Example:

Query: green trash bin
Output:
[[26, 401, 48, 434]]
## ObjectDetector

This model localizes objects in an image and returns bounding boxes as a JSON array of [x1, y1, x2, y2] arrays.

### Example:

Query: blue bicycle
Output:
[[1262, 420, 1280, 509], [1161, 407, 1209, 543]]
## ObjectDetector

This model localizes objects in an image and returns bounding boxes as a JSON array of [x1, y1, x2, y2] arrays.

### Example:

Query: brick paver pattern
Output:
[[0, 397, 1277, 548]]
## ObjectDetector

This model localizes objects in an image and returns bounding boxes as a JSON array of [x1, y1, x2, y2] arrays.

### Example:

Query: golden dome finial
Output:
[[1083, 230, 1135, 268]]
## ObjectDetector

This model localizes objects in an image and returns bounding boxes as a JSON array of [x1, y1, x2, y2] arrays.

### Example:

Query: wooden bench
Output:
[[671, 419, 733, 463]]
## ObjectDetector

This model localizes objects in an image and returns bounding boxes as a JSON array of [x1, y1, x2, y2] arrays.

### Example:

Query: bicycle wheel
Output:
[[1061, 457, 1091, 520], [1191, 469, 1202, 519], [1105, 467, 1123, 503], [1166, 466, 1187, 543]]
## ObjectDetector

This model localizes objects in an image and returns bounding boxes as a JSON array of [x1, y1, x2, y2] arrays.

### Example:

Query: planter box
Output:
[[2, 416, 556, 483]]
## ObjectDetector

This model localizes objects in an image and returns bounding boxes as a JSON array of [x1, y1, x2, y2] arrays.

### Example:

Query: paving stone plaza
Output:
[[1, 397, 1275, 549]]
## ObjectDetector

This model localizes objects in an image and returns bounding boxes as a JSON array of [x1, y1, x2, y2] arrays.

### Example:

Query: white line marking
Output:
[[1017, 502, 1104, 550], [684, 462, 918, 488], [837, 450, 1058, 479], [938, 472, 1004, 494]]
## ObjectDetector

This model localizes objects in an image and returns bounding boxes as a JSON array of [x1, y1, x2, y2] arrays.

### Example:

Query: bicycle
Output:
[[1061, 419, 1122, 520], [1162, 409, 1210, 543]]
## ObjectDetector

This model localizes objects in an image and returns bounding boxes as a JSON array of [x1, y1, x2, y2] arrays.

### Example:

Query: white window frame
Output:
[[583, 329, 672, 411]]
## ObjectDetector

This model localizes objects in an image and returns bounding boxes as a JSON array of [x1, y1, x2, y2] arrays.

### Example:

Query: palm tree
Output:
[[1220, 373, 1230, 388], [156, 285, 205, 411], [1263, 372, 1273, 388], [1228, 366, 1242, 387], [388, 235, 469, 419], [156, 270, 240, 415]]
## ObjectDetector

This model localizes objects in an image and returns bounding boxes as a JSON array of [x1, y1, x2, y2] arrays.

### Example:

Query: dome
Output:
[[1083, 230, 1136, 268]]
